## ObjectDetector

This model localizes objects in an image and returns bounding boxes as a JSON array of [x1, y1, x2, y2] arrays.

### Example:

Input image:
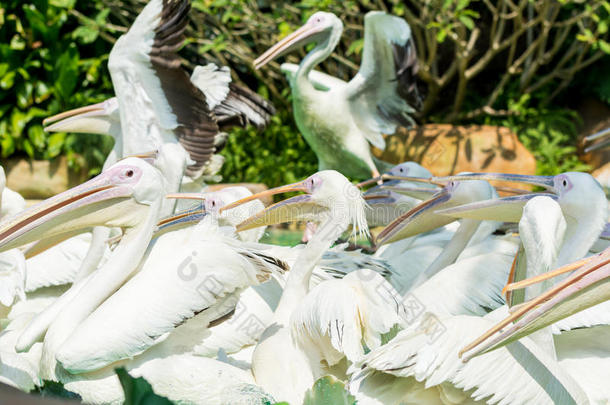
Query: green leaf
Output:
[[16, 82, 34, 109], [28, 125, 46, 149], [9, 35, 26, 50], [278, 21, 293, 37], [73, 25, 99, 44], [22, 138, 34, 158], [54, 46, 79, 100], [436, 29, 448, 43], [23, 4, 47, 37], [599, 39, 610, 54], [46, 132, 66, 158], [459, 15, 475, 30], [95, 9, 111, 25], [346, 38, 364, 56], [115, 368, 173, 405], [1, 136, 14, 157], [0, 71, 16, 90], [0, 63, 9, 78], [10, 109, 27, 138], [49, 0, 76, 9], [456, 0, 470, 11], [303, 376, 356, 405]]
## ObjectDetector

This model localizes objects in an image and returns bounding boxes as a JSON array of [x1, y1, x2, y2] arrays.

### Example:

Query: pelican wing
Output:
[[1, 187, 26, 219], [291, 269, 407, 365], [280, 63, 348, 92], [344, 11, 420, 150], [556, 325, 610, 404], [24, 233, 93, 292], [108, 0, 219, 177], [191, 64, 276, 130], [349, 315, 588, 405], [54, 221, 287, 373]]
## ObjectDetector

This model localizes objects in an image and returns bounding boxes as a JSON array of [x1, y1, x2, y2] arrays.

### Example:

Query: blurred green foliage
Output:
[[476, 83, 592, 176], [0, 0, 115, 175], [0, 0, 608, 186]]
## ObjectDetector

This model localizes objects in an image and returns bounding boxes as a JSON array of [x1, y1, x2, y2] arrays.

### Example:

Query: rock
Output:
[[1, 157, 88, 199], [206, 183, 271, 206], [373, 124, 537, 181]]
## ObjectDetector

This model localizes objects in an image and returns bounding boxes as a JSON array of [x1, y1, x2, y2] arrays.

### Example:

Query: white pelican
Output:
[[0, 158, 286, 403], [37, 0, 275, 301], [254, 11, 421, 179], [164, 184, 397, 361], [221, 171, 407, 403], [347, 196, 589, 405], [458, 247, 610, 361], [0, 167, 27, 312], [370, 178, 512, 293], [436, 171, 610, 329], [362, 162, 436, 228], [43, 0, 274, 186]]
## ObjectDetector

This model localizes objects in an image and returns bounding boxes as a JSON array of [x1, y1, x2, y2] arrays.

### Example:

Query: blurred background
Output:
[[0, 0, 609, 197]]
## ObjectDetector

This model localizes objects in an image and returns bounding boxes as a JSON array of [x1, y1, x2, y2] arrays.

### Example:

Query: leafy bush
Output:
[[0, 0, 116, 174], [1, 0, 604, 182], [478, 89, 590, 176], [219, 109, 317, 187]]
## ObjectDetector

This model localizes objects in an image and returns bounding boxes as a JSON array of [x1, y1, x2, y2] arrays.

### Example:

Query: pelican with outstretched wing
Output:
[[254, 11, 421, 179]]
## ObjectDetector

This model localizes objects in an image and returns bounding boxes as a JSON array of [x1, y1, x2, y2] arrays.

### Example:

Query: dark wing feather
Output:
[[213, 83, 276, 131], [393, 37, 422, 111], [151, 0, 220, 177], [345, 12, 420, 149]]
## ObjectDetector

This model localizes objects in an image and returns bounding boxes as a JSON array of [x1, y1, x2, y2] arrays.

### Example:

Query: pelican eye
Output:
[[562, 179, 567, 187], [126, 170, 134, 178]]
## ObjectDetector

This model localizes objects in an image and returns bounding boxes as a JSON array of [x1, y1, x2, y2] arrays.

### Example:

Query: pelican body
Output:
[[255, 12, 420, 179]]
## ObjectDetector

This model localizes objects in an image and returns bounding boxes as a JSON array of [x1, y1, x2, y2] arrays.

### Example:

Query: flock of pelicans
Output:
[[0, 0, 610, 404]]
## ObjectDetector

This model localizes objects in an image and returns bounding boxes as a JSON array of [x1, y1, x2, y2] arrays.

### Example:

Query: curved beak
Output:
[[459, 248, 610, 362], [254, 22, 327, 70], [0, 171, 135, 252], [155, 200, 207, 237], [220, 180, 310, 213], [435, 193, 557, 223], [584, 127, 610, 153], [216, 179, 324, 232], [376, 187, 453, 245], [236, 194, 326, 232], [379, 185, 439, 200], [433, 173, 556, 192], [43, 99, 116, 136]]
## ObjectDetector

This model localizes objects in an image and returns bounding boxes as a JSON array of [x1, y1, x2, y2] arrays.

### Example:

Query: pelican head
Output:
[[163, 187, 266, 242], [376, 179, 494, 245], [459, 247, 610, 362], [221, 170, 368, 237], [43, 97, 120, 136], [0, 157, 163, 252], [358, 161, 436, 190], [254, 12, 343, 70], [436, 172, 607, 226], [387, 162, 433, 178]]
